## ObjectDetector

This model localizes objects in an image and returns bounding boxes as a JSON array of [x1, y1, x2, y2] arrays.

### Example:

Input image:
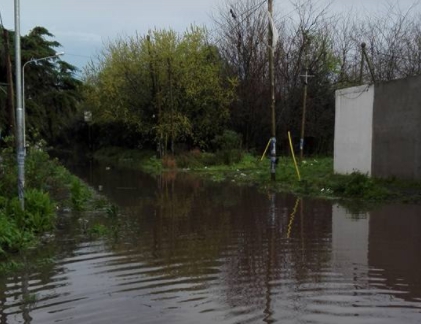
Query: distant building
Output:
[[334, 75, 421, 180]]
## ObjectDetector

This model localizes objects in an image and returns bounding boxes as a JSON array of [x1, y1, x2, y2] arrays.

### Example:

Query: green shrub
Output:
[[70, 178, 92, 211], [212, 130, 242, 151], [331, 172, 391, 200], [211, 131, 243, 166], [0, 210, 34, 255], [7, 189, 55, 233], [0, 212, 20, 255], [88, 224, 108, 236]]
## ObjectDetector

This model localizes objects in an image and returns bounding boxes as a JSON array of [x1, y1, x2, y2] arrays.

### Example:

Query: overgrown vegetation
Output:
[[0, 140, 94, 261]]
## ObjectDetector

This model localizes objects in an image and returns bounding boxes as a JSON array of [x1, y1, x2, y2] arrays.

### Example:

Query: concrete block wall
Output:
[[372, 76, 421, 179], [334, 75, 421, 180], [334, 85, 374, 176]]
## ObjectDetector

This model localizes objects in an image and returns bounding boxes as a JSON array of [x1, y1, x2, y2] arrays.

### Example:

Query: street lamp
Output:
[[22, 52, 64, 152]]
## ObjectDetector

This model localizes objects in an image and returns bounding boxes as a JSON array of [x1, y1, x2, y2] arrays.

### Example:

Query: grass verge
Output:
[[92, 147, 421, 205]]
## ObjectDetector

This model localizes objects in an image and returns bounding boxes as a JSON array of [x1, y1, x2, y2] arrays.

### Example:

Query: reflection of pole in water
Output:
[[264, 191, 276, 323], [269, 191, 276, 226], [21, 256, 33, 323], [300, 200, 305, 255]]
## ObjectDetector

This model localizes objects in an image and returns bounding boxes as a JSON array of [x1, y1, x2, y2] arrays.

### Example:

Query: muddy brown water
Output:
[[1, 162, 420, 323]]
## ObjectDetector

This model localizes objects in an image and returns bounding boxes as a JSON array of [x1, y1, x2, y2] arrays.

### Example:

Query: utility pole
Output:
[[299, 33, 313, 160], [14, 0, 25, 210], [268, 0, 277, 181], [360, 42, 376, 84]]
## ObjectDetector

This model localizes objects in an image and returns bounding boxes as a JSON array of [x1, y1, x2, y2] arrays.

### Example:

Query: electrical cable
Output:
[[232, 0, 268, 23]]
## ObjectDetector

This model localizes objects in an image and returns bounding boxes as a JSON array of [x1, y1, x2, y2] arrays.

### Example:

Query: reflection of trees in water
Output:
[[151, 174, 238, 277], [109, 172, 240, 279]]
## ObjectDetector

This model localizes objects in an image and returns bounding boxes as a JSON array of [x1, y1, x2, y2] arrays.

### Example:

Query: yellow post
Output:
[[260, 138, 272, 161], [288, 131, 301, 181]]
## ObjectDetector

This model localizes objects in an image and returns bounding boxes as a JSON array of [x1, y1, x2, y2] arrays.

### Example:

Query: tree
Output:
[[213, 0, 339, 153], [0, 26, 82, 144], [84, 26, 235, 153], [213, 0, 271, 149]]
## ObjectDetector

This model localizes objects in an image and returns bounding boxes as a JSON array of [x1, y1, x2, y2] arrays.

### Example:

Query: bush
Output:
[[0, 212, 21, 255], [212, 130, 242, 151], [6, 189, 55, 233], [70, 178, 92, 211], [331, 172, 391, 200], [212, 131, 243, 165]]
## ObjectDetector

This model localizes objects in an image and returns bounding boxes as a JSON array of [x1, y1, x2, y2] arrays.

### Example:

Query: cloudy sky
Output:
[[1, 0, 418, 73]]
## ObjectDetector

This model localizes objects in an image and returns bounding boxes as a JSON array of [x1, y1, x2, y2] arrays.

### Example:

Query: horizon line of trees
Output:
[[2, 0, 421, 156]]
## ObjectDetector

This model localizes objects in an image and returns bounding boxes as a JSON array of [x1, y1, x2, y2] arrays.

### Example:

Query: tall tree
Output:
[[0, 26, 82, 144], [21, 27, 82, 143], [84, 27, 236, 152], [213, 0, 270, 149]]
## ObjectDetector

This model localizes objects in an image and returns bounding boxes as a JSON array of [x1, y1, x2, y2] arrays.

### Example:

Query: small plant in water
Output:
[[88, 224, 109, 237], [70, 178, 91, 211], [106, 204, 118, 219]]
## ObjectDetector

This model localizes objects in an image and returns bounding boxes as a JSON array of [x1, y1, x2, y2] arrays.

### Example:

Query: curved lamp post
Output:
[[22, 51, 64, 151]]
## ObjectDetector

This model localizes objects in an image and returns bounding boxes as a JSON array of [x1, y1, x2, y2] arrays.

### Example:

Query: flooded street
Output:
[[1, 163, 420, 323]]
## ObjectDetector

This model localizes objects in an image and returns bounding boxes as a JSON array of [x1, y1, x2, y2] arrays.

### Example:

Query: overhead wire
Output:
[[376, 51, 421, 63]]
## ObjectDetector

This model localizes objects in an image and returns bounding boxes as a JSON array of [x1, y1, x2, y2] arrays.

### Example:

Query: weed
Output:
[[70, 178, 92, 211], [93, 197, 109, 209], [106, 204, 119, 219], [0, 260, 24, 274], [88, 224, 109, 237]]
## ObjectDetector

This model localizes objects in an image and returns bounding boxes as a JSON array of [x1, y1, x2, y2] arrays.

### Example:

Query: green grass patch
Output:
[[0, 140, 102, 263], [93, 147, 421, 205]]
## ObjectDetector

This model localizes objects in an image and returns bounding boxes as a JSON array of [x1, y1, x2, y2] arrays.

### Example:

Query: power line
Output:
[[229, 0, 268, 28], [376, 51, 421, 63]]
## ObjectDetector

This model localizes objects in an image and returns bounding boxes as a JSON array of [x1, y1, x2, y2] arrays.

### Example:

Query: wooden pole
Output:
[[299, 33, 313, 160]]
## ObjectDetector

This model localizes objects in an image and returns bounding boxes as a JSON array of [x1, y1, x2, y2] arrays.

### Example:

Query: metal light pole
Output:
[[22, 52, 64, 152], [14, 0, 24, 209]]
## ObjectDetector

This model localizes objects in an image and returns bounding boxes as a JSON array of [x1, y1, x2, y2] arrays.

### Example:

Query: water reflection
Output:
[[0, 164, 420, 323]]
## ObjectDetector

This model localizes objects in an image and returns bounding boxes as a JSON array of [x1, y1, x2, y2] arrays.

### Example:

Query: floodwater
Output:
[[1, 162, 421, 324]]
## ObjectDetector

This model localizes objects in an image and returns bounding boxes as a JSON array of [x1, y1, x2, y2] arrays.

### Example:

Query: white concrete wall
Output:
[[334, 85, 374, 175]]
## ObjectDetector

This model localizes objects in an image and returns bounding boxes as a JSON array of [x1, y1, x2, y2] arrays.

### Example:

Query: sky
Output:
[[1, 0, 418, 74]]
